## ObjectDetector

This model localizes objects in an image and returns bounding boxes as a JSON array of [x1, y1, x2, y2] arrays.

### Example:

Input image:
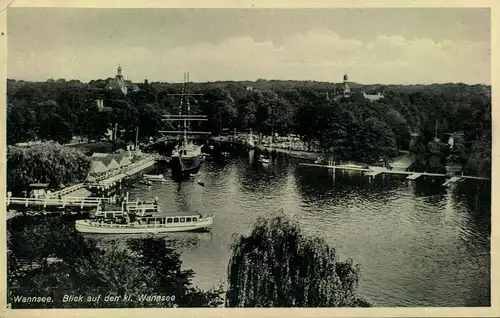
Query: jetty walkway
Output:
[[87, 156, 156, 190], [299, 162, 489, 186], [6, 196, 158, 220], [6, 196, 109, 220]]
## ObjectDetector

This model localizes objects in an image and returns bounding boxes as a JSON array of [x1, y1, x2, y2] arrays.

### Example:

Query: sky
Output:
[[7, 8, 491, 84]]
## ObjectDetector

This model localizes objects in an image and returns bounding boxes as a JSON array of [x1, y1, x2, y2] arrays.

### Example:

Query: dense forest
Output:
[[7, 78, 491, 177]]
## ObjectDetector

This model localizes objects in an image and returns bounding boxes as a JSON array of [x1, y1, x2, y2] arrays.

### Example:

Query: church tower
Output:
[[343, 73, 351, 97], [117, 65, 123, 79], [115, 65, 127, 95]]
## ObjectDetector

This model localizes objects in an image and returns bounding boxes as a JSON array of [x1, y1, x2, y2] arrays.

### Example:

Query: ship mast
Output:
[[160, 72, 210, 146], [184, 72, 190, 147]]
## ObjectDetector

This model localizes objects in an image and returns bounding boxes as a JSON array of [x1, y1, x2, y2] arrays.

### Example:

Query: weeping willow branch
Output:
[[226, 210, 370, 307]]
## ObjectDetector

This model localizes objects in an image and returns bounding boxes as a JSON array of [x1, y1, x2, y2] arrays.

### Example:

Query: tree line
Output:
[[7, 78, 491, 176]]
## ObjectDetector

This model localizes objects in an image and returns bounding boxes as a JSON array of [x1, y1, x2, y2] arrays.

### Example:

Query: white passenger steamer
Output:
[[75, 199, 213, 234]]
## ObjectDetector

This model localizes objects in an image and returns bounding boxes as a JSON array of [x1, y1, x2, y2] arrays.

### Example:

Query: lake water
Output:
[[121, 150, 490, 307]]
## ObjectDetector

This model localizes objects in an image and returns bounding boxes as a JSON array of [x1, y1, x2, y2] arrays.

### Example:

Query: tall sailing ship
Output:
[[160, 73, 210, 178]]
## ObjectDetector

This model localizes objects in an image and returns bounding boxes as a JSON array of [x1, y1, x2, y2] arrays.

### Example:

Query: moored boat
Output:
[[76, 200, 214, 234], [246, 129, 255, 149], [258, 155, 270, 164], [160, 73, 210, 179], [171, 142, 203, 176], [75, 214, 214, 234], [143, 174, 167, 182]]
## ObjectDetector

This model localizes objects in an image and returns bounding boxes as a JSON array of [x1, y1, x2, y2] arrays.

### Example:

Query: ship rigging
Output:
[[160, 73, 210, 178]]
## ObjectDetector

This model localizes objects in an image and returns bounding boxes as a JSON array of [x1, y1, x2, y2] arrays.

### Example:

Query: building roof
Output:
[[91, 152, 131, 169], [29, 183, 50, 188], [113, 151, 125, 159], [89, 160, 109, 174], [106, 158, 121, 170], [92, 153, 108, 158], [363, 92, 384, 102]]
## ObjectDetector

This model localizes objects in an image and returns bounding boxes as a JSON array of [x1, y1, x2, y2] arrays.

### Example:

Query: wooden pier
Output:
[[442, 176, 461, 187], [87, 156, 156, 189], [6, 196, 110, 210], [49, 183, 86, 198], [94, 200, 160, 219], [406, 173, 423, 180], [5, 194, 159, 220], [5, 196, 108, 220], [365, 167, 386, 177], [299, 163, 370, 171], [298, 162, 490, 183]]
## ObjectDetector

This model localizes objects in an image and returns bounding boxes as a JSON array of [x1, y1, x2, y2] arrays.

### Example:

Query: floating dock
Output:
[[442, 176, 465, 187], [365, 167, 386, 177], [406, 173, 423, 180]]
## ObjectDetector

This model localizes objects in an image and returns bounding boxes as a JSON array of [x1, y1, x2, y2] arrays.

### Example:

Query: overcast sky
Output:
[[7, 8, 490, 84]]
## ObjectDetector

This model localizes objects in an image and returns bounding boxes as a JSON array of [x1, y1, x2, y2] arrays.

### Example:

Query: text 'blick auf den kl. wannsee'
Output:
[[12, 294, 177, 303]]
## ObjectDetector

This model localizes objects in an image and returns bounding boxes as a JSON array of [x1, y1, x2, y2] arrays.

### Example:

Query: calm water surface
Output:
[[122, 151, 490, 307]]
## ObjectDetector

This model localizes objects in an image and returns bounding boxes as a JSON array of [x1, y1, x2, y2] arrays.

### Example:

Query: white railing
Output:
[[6, 195, 104, 208], [49, 183, 85, 198]]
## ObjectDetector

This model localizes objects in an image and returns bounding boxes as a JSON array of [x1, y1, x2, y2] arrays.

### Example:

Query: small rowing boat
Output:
[[258, 155, 270, 164], [143, 174, 167, 182]]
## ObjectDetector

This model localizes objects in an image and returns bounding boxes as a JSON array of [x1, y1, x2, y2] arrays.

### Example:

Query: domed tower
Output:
[[343, 73, 351, 97], [117, 65, 123, 79], [115, 65, 127, 95]]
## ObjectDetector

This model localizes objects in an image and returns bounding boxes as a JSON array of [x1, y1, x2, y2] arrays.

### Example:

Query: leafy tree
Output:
[[385, 109, 410, 150], [200, 88, 238, 134], [465, 127, 491, 178], [353, 117, 397, 163], [426, 140, 448, 172], [7, 104, 37, 145], [136, 103, 164, 141], [315, 104, 349, 156], [447, 135, 467, 166], [226, 211, 370, 307], [409, 134, 428, 170], [7, 144, 91, 191]]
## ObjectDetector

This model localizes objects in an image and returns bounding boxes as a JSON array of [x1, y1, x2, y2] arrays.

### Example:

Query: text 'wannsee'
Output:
[[12, 294, 176, 303]]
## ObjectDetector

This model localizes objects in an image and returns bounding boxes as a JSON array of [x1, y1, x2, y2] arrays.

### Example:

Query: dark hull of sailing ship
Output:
[[170, 151, 202, 177]]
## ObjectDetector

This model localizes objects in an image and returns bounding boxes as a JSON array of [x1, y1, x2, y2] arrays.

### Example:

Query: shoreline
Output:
[[255, 144, 323, 160]]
